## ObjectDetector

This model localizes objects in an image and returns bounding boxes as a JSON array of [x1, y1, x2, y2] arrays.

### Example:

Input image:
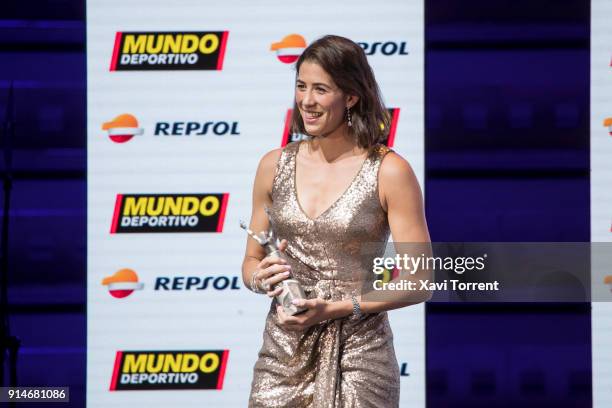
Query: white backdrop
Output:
[[591, 1, 612, 406], [87, 0, 425, 406]]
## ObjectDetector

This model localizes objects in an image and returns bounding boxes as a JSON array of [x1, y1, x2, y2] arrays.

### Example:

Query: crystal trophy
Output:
[[240, 213, 307, 316]]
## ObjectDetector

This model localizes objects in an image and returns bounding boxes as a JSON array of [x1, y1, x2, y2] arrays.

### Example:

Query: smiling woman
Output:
[[290, 35, 390, 149], [241, 35, 431, 407]]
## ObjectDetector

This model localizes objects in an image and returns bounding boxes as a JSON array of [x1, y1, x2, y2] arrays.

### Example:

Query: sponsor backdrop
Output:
[[87, 0, 424, 406], [592, 0, 612, 406]]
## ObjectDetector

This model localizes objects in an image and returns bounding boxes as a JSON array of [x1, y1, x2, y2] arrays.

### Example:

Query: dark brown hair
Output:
[[290, 35, 390, 150]]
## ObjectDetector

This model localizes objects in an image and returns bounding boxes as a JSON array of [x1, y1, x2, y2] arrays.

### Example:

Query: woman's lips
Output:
[[302, 111, 322, 124]]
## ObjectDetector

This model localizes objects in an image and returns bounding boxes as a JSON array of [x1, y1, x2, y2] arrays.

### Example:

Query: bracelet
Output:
[[250, 270, 265, 294], [351, 295, 362, 317]]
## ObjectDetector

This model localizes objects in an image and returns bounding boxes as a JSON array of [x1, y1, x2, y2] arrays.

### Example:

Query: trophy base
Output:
[[276, 279, 307, 316]]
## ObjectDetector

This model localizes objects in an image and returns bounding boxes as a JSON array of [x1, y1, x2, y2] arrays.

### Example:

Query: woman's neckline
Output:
[[292, 140, 370, 222]]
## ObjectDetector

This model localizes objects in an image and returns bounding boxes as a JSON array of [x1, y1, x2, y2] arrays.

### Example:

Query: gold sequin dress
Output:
[[249, 140, 400, 407]]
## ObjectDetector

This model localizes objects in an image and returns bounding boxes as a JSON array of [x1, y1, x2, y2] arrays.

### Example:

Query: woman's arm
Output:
[[357, 151, 432, 313], [241, 148, 291, 297]]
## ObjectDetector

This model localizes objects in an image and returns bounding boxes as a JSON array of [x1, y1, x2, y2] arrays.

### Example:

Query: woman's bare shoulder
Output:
[[379, 150, 416, 182], [257, 147, 283, 176], [253, 147, 284, 196], [378, 150, 422, 209]]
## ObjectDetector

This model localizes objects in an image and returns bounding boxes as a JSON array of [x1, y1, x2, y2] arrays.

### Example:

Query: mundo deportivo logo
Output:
[[110, 193, 229, 234], [110, 31, 229, 71], [110, 350, 229, 391]]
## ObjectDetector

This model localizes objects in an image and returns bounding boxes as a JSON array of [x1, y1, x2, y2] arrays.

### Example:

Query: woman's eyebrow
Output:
[[296, 79, 331, 88]]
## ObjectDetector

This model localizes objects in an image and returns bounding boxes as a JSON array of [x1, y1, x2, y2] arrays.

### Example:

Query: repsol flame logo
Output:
[[281, 108, 400, 147], [270, 34, 307, 64], [110, 350, 229, 391], [110, 31, 229, 71], [102, 114, 144, 143], [102, 269, 144, 298], [110, 194, 229, 233]]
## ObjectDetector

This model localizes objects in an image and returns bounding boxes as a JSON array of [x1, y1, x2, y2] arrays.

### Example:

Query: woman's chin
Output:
[[304, 126, 322, 137]]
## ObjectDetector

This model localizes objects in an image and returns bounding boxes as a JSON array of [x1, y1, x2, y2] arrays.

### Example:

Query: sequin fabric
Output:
[[249, 140, 400, 408]]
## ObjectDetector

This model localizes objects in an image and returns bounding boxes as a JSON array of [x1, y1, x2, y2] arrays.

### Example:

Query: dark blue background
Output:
[[0, 1, 591, 407]]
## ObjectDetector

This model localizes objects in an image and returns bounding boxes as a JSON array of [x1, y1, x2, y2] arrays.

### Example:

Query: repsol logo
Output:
[[357, 41, 408, 56], [110, 350, 229, 391], [154, 121, 240, 136], [155, 276, 241, 291], [110, 31, 229, 71], [110, 194, 229, 234]]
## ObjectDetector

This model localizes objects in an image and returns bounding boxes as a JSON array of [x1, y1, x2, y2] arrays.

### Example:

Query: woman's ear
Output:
[[346, 95, 359, 109]]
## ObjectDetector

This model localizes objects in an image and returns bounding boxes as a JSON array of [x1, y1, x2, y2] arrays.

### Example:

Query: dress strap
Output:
[[369, 143, 393, 161], [271, 141, 300, 199], [367, 143, 393, 179]]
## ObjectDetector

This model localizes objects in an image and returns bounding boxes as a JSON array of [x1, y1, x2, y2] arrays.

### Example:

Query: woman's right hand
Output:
[[253, 239, 291, 298]]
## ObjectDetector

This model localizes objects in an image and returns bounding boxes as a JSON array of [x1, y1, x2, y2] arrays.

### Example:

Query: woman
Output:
[[242, 35, 431, 407]]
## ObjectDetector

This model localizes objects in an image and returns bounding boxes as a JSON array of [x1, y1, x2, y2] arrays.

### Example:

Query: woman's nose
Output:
[[301, 90, 315, 107]]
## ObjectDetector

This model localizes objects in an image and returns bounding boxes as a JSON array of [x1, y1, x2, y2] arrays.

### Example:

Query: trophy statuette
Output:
[[240, 218, 307, 316]]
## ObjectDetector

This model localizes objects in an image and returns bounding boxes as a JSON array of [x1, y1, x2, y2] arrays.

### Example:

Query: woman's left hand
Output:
[[276, 298, 334, 331]]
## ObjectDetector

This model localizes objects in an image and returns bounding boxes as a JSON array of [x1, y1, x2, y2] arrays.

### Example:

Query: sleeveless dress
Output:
[[249, 140, 400, 408]]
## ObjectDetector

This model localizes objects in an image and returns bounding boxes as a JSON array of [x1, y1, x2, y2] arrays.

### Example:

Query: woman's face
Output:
[[295, 61, 352, 137]]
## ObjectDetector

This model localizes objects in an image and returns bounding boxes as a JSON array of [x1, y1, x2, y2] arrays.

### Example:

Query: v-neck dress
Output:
[[249, 140, 400, 408]]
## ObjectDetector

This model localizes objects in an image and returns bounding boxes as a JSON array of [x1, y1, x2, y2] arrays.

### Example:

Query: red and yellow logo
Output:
[[270, 34, 306, 64], [111, 193, 229, 234], [604, 117, 612, 137], [110, 350, 229, 391], [110, 31, 229, 71], [102, 114, 144, 143], [102, 269, 144, 298]]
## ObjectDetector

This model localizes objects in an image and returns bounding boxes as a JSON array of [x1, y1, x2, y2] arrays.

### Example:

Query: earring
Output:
[[346, 106, 353, 127]]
